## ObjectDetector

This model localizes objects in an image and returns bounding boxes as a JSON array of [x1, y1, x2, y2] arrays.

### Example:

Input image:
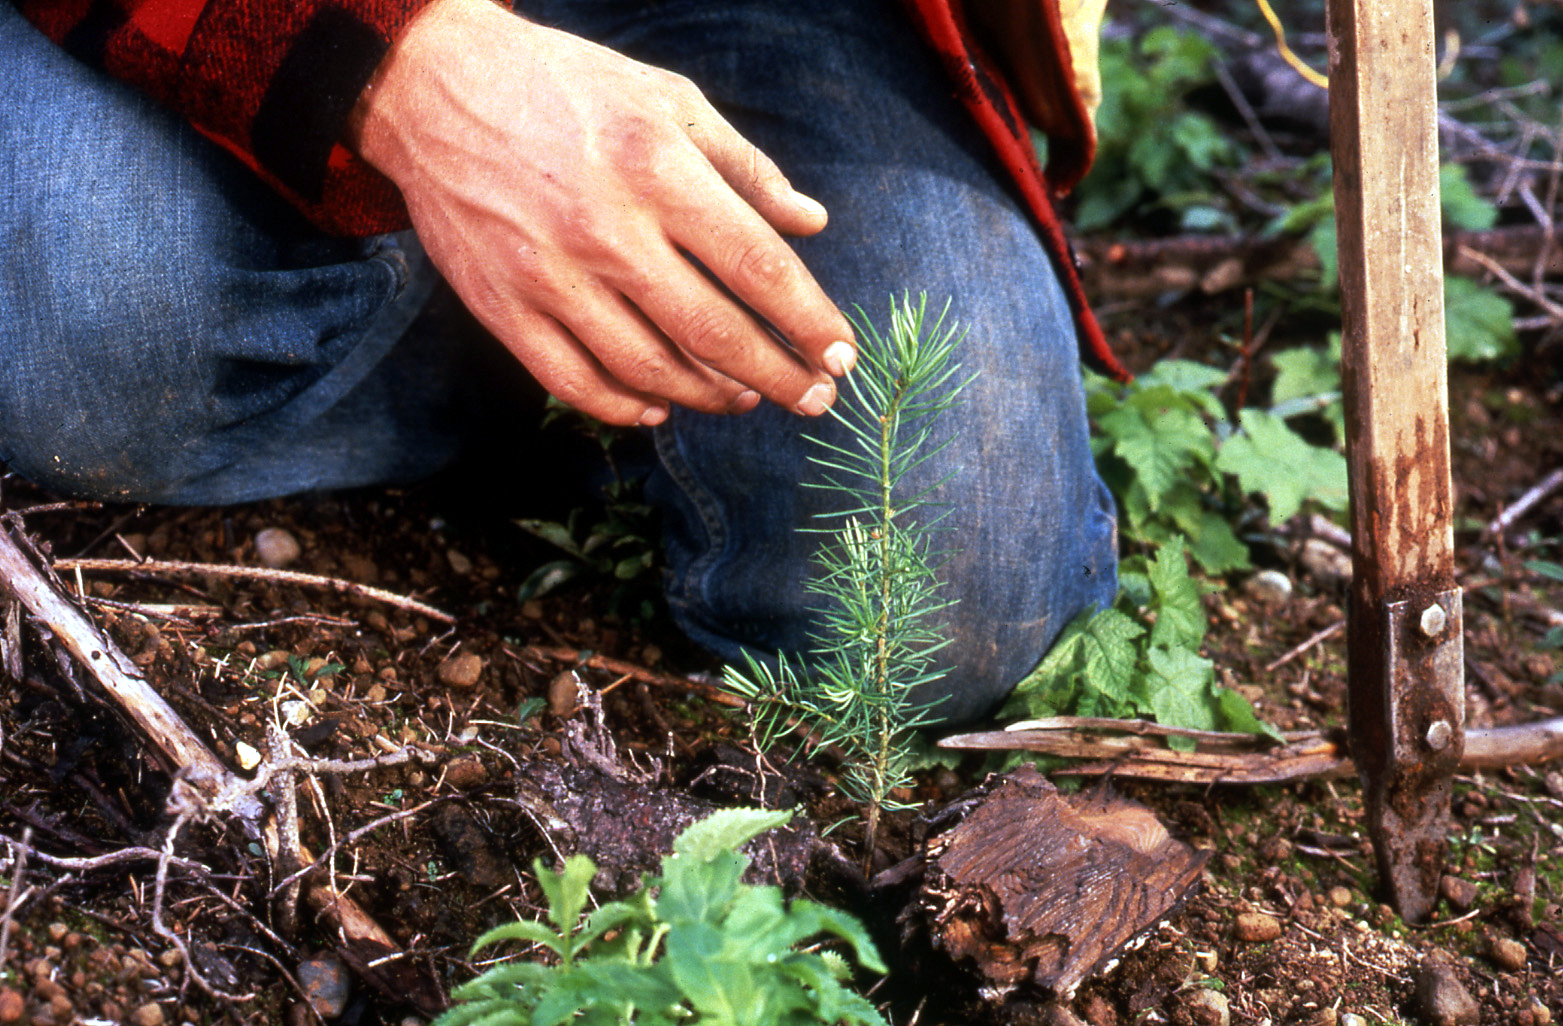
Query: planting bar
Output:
[[1327, 0, 1463, 921]]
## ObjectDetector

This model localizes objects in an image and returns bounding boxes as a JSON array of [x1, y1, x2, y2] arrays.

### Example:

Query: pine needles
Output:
[[724, 294, 972, 868]]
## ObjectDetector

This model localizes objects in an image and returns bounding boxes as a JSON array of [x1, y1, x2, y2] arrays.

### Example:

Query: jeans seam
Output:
[[652, 418, 728, 623]]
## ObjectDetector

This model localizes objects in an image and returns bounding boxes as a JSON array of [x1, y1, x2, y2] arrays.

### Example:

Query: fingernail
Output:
[[795, 381, 835, 417], [729, 390, 761, 414], [638, 406, 668, 427], [823, 340, 856, 377], [791, 191, 826, 218]]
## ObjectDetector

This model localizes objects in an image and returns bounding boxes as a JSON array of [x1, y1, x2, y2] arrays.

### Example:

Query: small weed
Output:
[[436, 809, 887, 1026]]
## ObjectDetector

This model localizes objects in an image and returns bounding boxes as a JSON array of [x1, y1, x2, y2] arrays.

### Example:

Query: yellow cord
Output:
[[1254, 0, 1329, 89]]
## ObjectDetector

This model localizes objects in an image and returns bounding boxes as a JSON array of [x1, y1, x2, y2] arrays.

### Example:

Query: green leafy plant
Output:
[[723, 295, 970, 865], [1001, 539, 1278, 748], [514, 412, 661, 616], [1275, 162, 1519, 362], [1073, 26, 1240, 233], [436, 809, 888, 1026], [1086, 359, 1348, 573]]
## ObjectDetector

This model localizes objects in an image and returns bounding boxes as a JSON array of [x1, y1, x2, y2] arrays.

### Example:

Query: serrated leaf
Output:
[[1099, 398, 1215, 513], [1080, 607, 1148, 703], [1147, 542, 1206, 650], [670, 808, 792, 863], [1444, 276, 1518, 362], [1440, 163, 1498, 231], [1143, 645, 1217, 736], [1216, 408, 1347, 523]]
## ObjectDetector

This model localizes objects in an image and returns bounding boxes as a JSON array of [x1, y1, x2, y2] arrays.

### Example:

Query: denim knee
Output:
[[0, 6, 436, 502]]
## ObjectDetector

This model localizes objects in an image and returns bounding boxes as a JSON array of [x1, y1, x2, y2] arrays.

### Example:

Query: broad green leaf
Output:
[[656, 849, 746, 925], [532, 854, 597, 944], [671, 807, 792, 862], [1099, 399, 1214, 512], [1214, 686, 1286, 742], [1216, 408, 1347, 523], [1147, 541, 1206, 650], [1143, 644, 1217, 740], [1440, 163, 1498, 231], [1444, 276, 1518, 362], [1080, 607, 1148, 703]]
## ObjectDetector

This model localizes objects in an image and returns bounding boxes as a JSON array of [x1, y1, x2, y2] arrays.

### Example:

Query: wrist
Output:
[[345, 0, 530, 175]]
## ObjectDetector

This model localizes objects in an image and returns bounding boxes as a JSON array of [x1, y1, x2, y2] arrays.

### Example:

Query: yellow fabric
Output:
[[1056, 0, 1108, 120]]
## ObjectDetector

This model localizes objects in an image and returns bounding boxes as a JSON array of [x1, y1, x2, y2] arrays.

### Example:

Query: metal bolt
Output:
[[1418, 603, 1446, 638], [1425, 719, 1453, 752]]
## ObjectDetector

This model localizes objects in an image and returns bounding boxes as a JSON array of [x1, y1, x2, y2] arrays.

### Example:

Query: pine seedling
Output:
[[725, 294, 972, 868]]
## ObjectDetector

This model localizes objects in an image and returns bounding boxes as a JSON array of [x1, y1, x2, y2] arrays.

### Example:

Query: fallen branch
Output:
[[53, 556, 455, 625], [518, 644, 746, 709], [0, 525, 441, 1012], [1075, 224, 1563, 299], [939, 717, 1563, 784], [1264, 620, 1345, 673], [1485, 466, 1563, 537]]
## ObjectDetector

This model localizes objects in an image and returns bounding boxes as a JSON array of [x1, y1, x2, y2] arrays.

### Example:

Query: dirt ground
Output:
[[1, 307, 1560, 1026]]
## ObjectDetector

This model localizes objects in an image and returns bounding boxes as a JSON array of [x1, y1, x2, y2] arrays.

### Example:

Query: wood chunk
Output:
[[915, 766, 1208, 999]]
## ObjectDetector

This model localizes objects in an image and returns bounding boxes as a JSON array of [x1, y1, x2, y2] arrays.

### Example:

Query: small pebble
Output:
[[299, 953, 352, 1019], [47, 923, 67, 943], [446, 549, 473, 575], [437, 651, 484, 689], [0, 988, 24, 1024], [1234, 911, 1282, 943], [1300, 538, 1353, 583], [1489, 935, 1527, 971], [1328, 885, 1354, 908], [1245, 569, 1293, 606], [234, 741, 262, 771], [254, 527, 302, 568], [1339, 1014, 1366, 1026], [131, 1002, 167, 1026], [158, 948, 182, 968], [549, 671, 581, 717], [1194, 949, 1218, 972], [1440, 875, 1478, 911], [1415, 960, 1480, 1026], [444, 754, 489, 790], [1528, 997, 1552, 1025], [1310, 1010, 1337, 1026], [1184, 988, 1230, 1026]]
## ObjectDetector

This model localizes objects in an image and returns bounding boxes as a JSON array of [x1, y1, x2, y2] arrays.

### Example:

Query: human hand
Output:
[[348, 0, 856, 426]]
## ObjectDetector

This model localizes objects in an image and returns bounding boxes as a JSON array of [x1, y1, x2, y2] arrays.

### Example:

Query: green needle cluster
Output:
[[725, 294, 972, 865]]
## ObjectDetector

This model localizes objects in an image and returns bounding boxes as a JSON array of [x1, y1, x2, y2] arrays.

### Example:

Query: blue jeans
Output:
[[0, 0, 1117, 723]]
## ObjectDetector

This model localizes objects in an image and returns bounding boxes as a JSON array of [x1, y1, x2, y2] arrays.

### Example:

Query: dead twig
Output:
[[1457, 244, 1563, 321], [939, 716, 1563, 783], [0, 524, 441, 1012], [518, 644, 746, 708], [0, 827, 32, 970], [53, 556, 455, 625], [268, 797, 447, 898], [1484, 466, 1563, 537], [1264, 619, 1346, 672]]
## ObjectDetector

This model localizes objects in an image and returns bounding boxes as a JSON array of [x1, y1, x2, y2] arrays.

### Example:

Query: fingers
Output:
[[553, 287, 764, 416], [666, 203, 857, 385], [628, 260, 839, 416], [493, 306, 670, 427], [676, 108, 857, 383], [681, 99, 827, 239]]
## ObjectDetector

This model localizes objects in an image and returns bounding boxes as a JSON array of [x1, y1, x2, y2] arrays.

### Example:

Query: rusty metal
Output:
[[1329, 0, 1465, 920], [1351, 590, 1464, 922]]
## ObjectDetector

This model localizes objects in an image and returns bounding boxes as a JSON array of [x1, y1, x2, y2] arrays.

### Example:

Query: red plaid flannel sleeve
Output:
[[16, 0, 453, 235]]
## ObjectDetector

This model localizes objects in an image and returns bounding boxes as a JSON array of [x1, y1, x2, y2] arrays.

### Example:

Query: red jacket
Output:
[[17, 0, 1126, 379]]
